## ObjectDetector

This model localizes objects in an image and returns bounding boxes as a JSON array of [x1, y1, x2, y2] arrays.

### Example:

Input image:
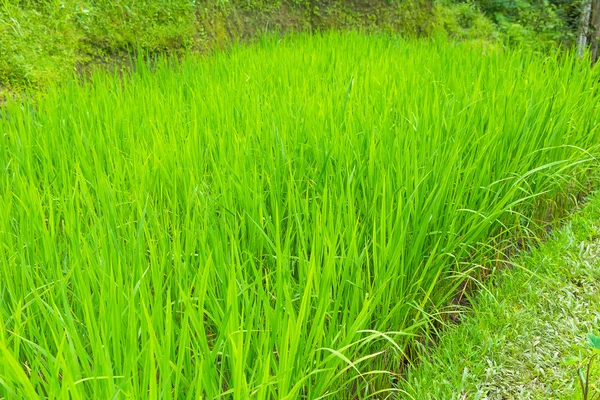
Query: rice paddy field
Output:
[[1, 32, 600, 399]]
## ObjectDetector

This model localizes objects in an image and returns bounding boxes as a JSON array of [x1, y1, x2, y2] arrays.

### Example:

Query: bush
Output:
[[435, 2, 498, 41], [474, 0, 578, 47]]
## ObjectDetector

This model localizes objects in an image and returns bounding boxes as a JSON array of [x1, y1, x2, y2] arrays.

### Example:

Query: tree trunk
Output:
[[579, 0, 593, 58], [592, 0, 600, 65]]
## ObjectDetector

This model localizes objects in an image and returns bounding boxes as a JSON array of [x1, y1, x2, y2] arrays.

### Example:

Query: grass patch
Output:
[[403, 191, 600, 399], [1, 32, 600, 398]]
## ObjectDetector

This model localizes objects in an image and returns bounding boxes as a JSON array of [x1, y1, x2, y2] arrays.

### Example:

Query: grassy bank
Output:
[[403, 192, 600, 399], [1, 0, 582, 98], [0, 0, 440, 97], [1, 33, 600, 398]]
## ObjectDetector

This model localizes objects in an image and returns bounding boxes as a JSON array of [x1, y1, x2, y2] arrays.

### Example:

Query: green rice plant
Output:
[[0, 32, 599, 398]]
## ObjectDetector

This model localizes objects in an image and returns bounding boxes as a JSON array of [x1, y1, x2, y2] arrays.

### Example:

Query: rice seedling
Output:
[[1, 32, 599, 398]]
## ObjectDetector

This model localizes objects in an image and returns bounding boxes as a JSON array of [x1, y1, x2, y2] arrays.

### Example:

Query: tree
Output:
[[592, 0, 600, 64], [578, 0, 592, 57], [578, 0, 600, 65]]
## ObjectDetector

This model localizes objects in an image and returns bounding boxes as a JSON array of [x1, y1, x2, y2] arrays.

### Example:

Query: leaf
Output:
[[564, 356, 583, 366], [588, 334, 600, 351]]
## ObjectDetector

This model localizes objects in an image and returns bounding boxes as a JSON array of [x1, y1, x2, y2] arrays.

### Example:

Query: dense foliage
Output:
[[1, 33, 599, 398], [475, 0, 582, 46]]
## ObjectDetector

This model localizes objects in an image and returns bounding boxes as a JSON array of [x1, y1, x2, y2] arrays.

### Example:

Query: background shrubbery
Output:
[[0, 0, 588, 95]]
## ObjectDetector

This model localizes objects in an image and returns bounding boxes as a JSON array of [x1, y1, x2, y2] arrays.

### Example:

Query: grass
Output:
[[0, 0, 438, 96], [1, 32, 600, 398], [403, 191, 600, 399]]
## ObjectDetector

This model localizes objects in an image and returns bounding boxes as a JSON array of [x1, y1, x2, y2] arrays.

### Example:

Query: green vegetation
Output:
[[0, 0, 436, 95], [403, 191, 600, 399], [468, 0, 581, 47], [574, 333, 600, 400], [0, 0, 586, 97], [1, 32, 599, 398]]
